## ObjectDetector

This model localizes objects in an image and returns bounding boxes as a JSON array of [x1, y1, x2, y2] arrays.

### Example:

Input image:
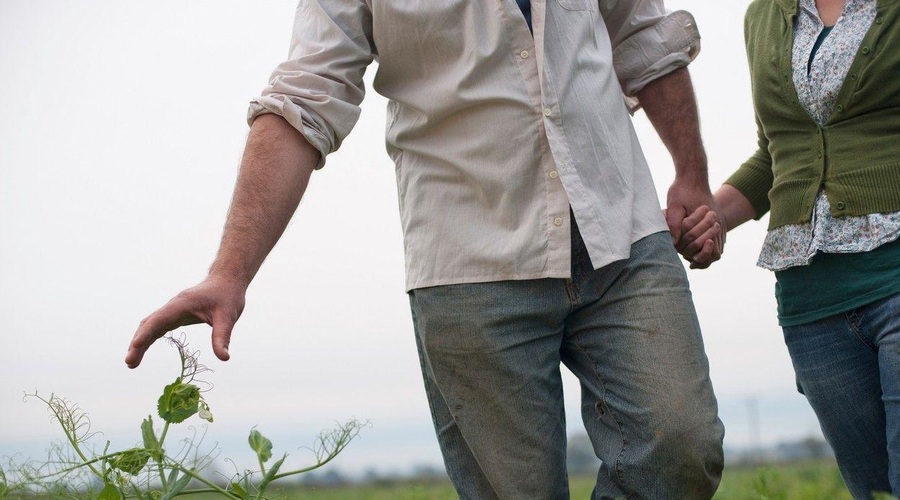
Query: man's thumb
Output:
[[666, 205, 686, 244], [211, 315, 234, 361]]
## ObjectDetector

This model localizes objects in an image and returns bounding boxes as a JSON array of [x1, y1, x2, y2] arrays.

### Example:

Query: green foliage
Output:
[[140, 418, 163, 463], [156, 380, 200, 425], [710, 460, 854, 500], [0, 335, 364, 499], [248, 430, 273, 464], [110, 449, 151, 476]]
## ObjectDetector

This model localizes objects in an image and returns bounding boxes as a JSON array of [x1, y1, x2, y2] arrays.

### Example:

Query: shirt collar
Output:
[[778, 0, 895, 13]]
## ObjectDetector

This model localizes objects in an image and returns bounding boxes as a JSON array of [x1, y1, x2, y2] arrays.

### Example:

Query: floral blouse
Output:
[[757, 0, 900, 271]]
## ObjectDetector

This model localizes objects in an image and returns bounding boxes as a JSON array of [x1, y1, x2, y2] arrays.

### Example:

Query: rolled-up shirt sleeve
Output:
[[601, 0, 700, 106], [247, 0, 375, 169]]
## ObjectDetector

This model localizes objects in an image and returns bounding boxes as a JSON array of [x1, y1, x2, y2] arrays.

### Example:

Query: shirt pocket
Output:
[[555, 0, 598, 11]]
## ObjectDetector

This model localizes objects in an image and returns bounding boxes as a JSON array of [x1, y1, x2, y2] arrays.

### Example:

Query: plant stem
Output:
[[168, 465, 240, 499], [156, 421, 172, 490], [257, 456, 267, 478]]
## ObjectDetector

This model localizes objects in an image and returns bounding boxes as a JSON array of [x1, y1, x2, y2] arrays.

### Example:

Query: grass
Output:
[[713, 460, 852, 500], [170, 459, 852, 500], [4, 460, 860, 499]]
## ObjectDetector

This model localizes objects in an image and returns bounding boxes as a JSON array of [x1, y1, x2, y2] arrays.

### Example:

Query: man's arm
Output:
[[636, 67, 725, 267], [125, 114, 320, 368]]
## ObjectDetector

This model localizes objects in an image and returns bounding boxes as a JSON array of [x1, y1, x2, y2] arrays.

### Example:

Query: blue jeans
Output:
[[782, 292, 900, 498], [408, 231, 724, 499]]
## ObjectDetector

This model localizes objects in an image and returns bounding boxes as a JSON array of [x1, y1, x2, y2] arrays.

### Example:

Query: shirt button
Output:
[[520, 50, 530, 58], [553, 217, 563, 226], [549, 170, 559, 179], [543, 107, 553, 117], [836, 202, 846, 210]]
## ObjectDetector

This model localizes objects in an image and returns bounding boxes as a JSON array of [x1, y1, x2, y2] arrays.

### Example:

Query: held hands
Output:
[[125, 275, 247, 368], [673, 205, 724, 269], [666, 179, 726, 269]]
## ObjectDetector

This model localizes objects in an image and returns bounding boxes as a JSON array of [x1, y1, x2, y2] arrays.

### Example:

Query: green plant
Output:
[[1, 336, 364, 499], [751, 467, 788, 500]]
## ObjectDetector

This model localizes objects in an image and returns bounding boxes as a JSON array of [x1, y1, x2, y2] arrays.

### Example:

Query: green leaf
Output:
[[96, 483, 122, 500], [248, 429, 273, 463], [161, 471, 192, 500], [141, 416, 163, 461], [260, 454, 286, 488], [229, 481, 248, 499], [157, 378, 200, 424], [165, 467, 179, 487], [111, 448, 151, 475]]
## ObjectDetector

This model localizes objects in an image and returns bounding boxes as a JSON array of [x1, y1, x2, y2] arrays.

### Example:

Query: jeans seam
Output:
[[846, 310, 878, 352], [573, 341, 630, 491]]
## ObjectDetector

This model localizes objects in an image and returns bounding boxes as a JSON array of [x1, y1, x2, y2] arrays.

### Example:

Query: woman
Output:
[[682, 0, 900, 496]]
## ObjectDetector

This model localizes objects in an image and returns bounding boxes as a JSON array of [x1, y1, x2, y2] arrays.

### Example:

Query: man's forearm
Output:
[[636, 68, 708, 184], [209, 113, 320, 286]]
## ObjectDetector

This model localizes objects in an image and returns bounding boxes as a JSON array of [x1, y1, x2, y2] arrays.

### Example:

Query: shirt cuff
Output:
[[247, 96, 332, 170], [614, 10, 701, 112]]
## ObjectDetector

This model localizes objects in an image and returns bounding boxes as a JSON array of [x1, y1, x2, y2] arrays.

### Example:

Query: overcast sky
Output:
[[0, 1, 825, 475]]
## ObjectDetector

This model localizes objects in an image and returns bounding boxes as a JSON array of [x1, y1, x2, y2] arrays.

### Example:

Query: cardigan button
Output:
[[836, 104, 844, 113], [836, 202, 846, 210], [850, 73, 858, 80], [876, 17, 883, 24], [862, 46, 871, 55]]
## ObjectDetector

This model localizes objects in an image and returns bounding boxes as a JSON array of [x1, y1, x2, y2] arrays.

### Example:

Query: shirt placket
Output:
[[529, 0, 573, 274]]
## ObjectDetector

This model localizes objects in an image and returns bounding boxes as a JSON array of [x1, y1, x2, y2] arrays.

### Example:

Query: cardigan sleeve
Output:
[[724, 3, 774, 220], [725, 112, 774, 219]]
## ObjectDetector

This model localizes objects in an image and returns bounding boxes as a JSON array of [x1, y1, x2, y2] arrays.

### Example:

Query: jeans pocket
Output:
[[555, 0, 598, 11]]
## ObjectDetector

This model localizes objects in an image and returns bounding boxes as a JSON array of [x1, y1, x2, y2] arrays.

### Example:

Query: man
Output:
[[126, 0, 725, 497]]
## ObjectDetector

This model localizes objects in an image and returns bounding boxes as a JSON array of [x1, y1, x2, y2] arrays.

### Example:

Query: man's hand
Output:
[[125, 276, 246, 368], [666, 178, 725, 269], [667, 200, 724, 270], [124, 116, 319, 369], [634, 67, 725, 269]]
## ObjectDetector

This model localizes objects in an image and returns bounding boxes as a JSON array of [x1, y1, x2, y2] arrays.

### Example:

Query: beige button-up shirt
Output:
[[248, 0, 700, 290]]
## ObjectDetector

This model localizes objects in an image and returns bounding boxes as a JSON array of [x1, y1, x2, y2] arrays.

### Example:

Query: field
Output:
[[134, 460, 852, 500]]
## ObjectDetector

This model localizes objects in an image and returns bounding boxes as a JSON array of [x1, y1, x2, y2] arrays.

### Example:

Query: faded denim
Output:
[[782, 292, 900, 498], [408, 229, 724, 499]]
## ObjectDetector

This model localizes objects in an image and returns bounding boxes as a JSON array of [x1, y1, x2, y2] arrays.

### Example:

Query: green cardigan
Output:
[[727, 0, 900, 229]]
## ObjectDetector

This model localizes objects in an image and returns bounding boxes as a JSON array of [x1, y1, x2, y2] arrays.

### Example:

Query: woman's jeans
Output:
[[408, 231, 725, 499], [783, 292, 900, 498]]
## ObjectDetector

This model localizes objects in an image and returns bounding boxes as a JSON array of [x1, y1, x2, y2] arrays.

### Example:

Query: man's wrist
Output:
[[207, 263, 254, 290]]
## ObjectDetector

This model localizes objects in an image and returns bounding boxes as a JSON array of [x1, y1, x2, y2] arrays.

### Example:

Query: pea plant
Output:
[[0, 336, 363, 499]]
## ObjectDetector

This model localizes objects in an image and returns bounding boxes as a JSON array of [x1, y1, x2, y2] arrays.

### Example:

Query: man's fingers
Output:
[[678, 211, 717, 255], [125, 301, 203, 368], [682, 205, 711, 231]]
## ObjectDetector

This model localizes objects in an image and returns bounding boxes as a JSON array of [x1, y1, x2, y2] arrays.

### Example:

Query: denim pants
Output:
[[408, 230, 725, 499], [782, 292, 900, 498]]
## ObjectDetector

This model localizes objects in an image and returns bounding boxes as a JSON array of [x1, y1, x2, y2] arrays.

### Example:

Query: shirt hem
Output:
[[406, 268, 571, 292], [777, 282, 900, 327]]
